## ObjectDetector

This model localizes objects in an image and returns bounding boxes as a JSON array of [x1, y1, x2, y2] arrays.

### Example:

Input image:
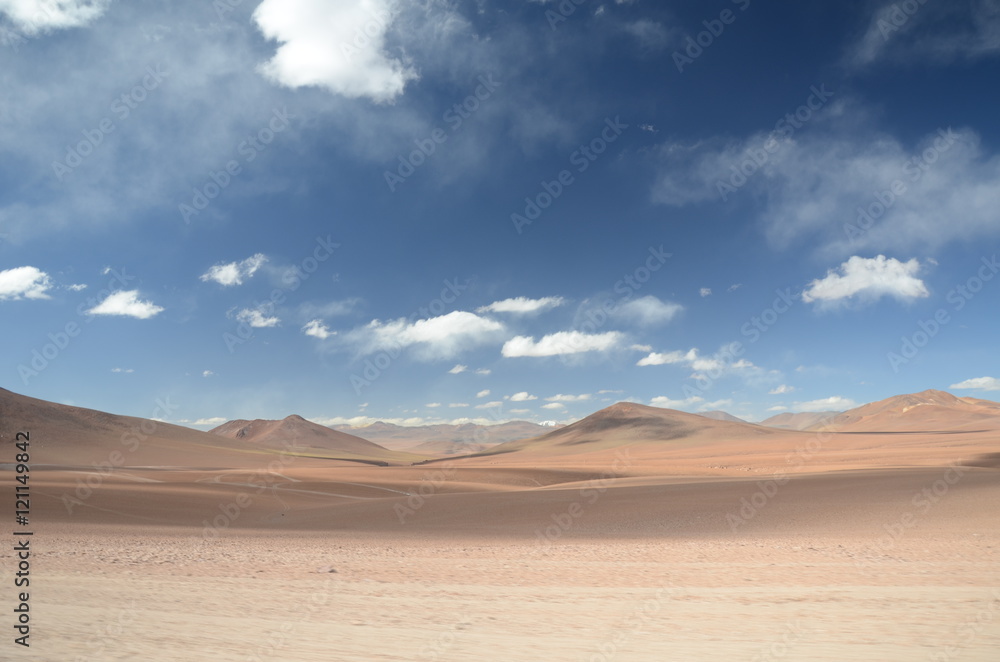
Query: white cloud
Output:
[[0, 0, 110, 34], [475, 368, 491, 375], [766, 405, 788, 412], [698, 399, 733, 411], [653, 121, 1000, 256], [67, 283, 87, 292], [502, 331, 625, 357], [650, 395, 703, 410], [802, 255, 928, 306], [509, 391, 537, 402], [193, 417, 227, 426], [769, 384, 794, 395], [0, 266, 53, 300], [950, 376, 1000, 392], [302, 319, 334, 339], [792, 396, 856, 413], [346, 312, 505, 361], [541, 402, 565, 410], [476, 389, 490, 398], [86, 290, 164, 319], [477, 296, 566, 315], [110, 367, 133, 374], [236, 308, 280, 328], [699, 287, 712, 297], [448, 403, 469, 408], [253, 0, 417, 103], [545, 393, 591, 402], [203, 370, 214, 377], [426, 402, 441, 408], [847, 0, 1000, 67], [637, 349, 697, 367], [615, 295, 683, 326], [475, 400, 503, 409], [728, 283, 743, 292], [200, 253, 267, 287], [448, 364, 468, 374]]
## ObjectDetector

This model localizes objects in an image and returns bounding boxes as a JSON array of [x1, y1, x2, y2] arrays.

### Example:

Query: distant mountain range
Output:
[[3, 388, 999, 468]]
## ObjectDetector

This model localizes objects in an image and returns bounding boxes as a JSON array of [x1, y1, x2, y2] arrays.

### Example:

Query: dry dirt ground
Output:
[[6, 463, 1000, 661]]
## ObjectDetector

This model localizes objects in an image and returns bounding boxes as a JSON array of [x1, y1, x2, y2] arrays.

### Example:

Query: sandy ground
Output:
[[6, 462, 1000, 661]]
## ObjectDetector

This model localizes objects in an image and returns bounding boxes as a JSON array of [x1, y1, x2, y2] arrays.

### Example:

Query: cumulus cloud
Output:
[[541, 402, 565, 410], [636, 349, 697, 367], [769, 384, 795, 395], [950, 376, 1000, 391], [253, 0, 417, 103], [193, 417, 227, 426], [508, 391, 537, 402], [0, 0, 110, 34], [650, 395, 703, 409], [699, 287, 712, 297], [802, 255, 928, 306], [792, 396, 856, 412], [202, 370, 214, 377], [86, 290, 164, 319], [200, 254, 268, 287], [477, 296, 566, 315], [236, 307, 280, 328], [345, 311, 505, 361], [614, 295, 683, 326], [475, 400, 503, 409], [448, 364, 468, 374], [302, 319, 334, 339], [502, 331, 625, 357], [0, 266, 53, 300], [476, 389, 490, 398], [545, 393, 591, 402]]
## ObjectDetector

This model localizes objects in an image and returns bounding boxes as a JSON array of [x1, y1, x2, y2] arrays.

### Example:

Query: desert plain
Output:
[[2, 387, 999, 661]]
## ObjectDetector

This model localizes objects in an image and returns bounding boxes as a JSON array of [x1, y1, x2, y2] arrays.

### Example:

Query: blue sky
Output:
[[2, 0, 999, 428]]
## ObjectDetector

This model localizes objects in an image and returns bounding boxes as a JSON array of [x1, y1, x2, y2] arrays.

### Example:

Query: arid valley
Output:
[[3, 387, 998, 660]]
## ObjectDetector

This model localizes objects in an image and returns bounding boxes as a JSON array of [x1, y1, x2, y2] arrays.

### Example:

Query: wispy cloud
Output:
[[200, 254, 268, 287]]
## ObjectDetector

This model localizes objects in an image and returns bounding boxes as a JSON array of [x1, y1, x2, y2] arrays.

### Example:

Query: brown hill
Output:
[[812, 389, 1000, 432], [761, 411, 841, 430], [334, 420, 557, 451], [209, 415, 416, 464], [0, 387, 294, 468], [698, 410, 747, 423], [475, 402, 781, 458]]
